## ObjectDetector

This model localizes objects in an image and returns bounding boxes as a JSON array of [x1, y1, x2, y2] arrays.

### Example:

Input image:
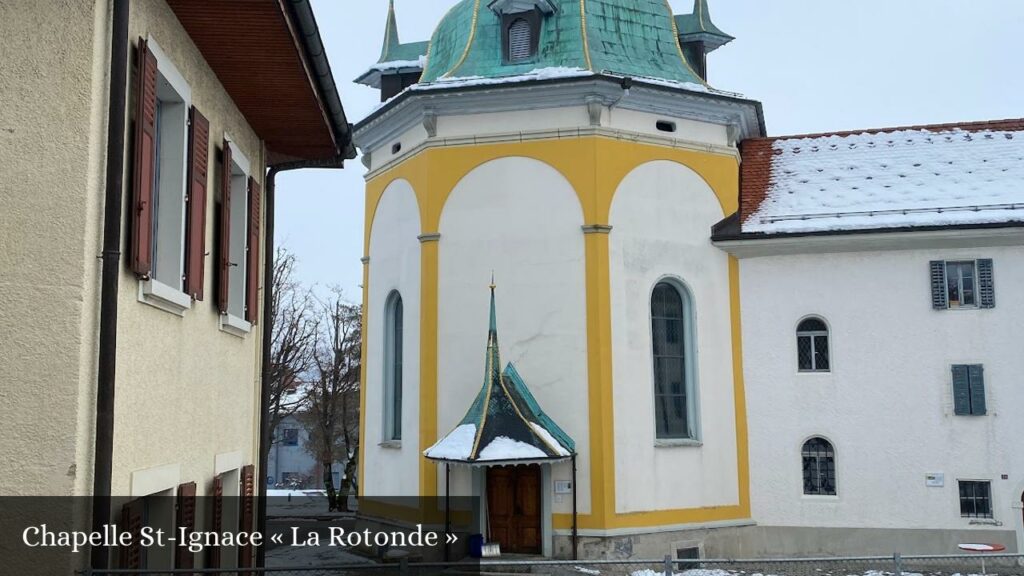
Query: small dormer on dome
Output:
[[487, 0, 558, 15], [354, 0, 428, 101], [488, 0, 558, 64], [674, 0, 734, 81]]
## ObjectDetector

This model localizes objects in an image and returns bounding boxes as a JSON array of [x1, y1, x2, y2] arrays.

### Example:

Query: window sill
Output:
[[967, 518, 1001, 526], [655, 439, 702, 448], [219, 313, 252, 338], [138, 279, 192, 316], [801, 494, 840, 502], [378, 440, 402, 449]]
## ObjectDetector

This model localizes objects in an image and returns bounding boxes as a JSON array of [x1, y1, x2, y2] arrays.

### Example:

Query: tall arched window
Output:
[[797, 317, 830, 372], [802, 437, 836, 495], [508, 18, 533, 62], [384, 291, 403, 441], [651, 281, 696, 440]]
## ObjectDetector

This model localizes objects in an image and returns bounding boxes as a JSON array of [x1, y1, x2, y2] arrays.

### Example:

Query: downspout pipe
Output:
[[256, 155, 345, 568], [91, 0, 130, 570]]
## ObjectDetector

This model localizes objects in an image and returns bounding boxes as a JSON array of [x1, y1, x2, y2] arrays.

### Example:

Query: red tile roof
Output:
[[737, 118, 1024, 235]]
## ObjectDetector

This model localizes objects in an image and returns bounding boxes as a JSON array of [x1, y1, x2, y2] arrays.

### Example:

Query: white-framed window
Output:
[[219, 139, 252, 336], [802, 437, 837, 496], [797, 317, 830, 372], [930, 259, 995, 310], [651, 280, 698, 441], [959, 480, 993, 518], [383, 291, 403, 442], [139, 38, 192, 315]]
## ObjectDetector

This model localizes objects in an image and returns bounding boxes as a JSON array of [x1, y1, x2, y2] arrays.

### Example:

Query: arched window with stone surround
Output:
[[651, 280, 698, 440], [383, 291, 403, 441]]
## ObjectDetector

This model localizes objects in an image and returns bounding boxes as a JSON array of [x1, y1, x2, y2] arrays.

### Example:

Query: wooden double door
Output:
[[486, 465, 542, 555]]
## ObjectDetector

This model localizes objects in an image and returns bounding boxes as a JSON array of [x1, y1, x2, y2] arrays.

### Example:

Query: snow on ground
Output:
[[744, 127, 1024, 235]]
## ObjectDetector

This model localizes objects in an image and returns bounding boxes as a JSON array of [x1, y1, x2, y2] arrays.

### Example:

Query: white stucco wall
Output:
[[742, 245, 1024, 532], [437, 157, 590, 514], [364, 179, 422, 497], [609, 160, 740, 514]]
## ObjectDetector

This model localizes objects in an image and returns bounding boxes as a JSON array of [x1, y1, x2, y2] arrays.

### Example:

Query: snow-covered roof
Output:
[[736, 119, 1024, 235], [424, 287, 575, 465]]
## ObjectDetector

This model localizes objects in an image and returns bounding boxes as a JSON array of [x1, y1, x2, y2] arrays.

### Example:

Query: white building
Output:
[[715, 120, 1024, 555]]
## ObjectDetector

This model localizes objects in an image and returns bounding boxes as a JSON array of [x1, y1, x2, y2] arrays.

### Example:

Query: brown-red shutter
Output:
[[209, 475, 223, 568], [217, 141, 233, 313], [119, 498, 144, 569], [185, 108, 209, 301], [130, 38, 158, 277], [175, 482, 197, 572], [238, 465, 256, 570], [245, 178, 262, 324]]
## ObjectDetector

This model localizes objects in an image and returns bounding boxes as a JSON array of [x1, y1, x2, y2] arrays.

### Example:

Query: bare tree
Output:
[[302, 289, 361, 512], [265, 248, 317, 465]]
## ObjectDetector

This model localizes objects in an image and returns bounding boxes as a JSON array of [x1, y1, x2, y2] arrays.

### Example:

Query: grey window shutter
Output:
[[952, 365, 971, 416], [508, 19, 532, 62], [977, 259, 995, 309], [930, 261, 948, 309], [968, 365, 986, 415]]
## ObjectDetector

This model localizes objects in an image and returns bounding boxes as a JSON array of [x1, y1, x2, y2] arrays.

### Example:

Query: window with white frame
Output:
[[797, 317, 830, 372], [149, 41, 190, 294], [802, 437, 836, 496], [930, 259, 995, 310], [959, 480, 993, 518], [225, 141, 250, 323], [383, 291, 403, 442], [651, 281, 697, 440]]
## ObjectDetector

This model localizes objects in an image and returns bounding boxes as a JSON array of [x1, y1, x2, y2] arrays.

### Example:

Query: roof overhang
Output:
[[354, 73, 765, 154], [712, 221, 1024, 259], [488, 0, 558, 15], [166, 0, 355, 165]]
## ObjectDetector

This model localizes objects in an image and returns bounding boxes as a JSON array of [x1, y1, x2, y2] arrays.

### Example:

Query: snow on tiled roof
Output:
[[739, 119, 1024, 235]]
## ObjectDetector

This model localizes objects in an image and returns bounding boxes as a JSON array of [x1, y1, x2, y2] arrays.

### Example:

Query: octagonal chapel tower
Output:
[[354, 0, 764, 559]]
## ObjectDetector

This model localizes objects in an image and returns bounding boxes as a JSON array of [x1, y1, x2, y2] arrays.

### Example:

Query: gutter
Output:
[[284, 0, 357, 160], [256, 156, 349, 568], [91, 0, 130, 570]]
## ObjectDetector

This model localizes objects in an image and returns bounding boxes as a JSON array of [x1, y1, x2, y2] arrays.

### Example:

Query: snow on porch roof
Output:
[[424, 287, 575, 465]]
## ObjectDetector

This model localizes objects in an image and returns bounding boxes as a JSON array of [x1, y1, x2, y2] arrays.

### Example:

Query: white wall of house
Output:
[[609, 160, 740, 514], [436, 157, 590, 515], [741, 244, 1024, 532], [364, 178, 421, 497]]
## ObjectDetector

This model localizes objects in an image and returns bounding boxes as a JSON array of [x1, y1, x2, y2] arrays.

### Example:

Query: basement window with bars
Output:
[[959, 480, 993, 518], [802, 437, 837, 496], [930, 259, 995, 310]]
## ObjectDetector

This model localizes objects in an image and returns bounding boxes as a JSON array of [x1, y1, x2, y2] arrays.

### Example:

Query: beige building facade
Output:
[[1, 0, 353, 571]]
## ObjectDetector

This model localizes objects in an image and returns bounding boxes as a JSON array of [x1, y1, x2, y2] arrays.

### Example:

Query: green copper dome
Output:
[[419, 0, 706, 86]]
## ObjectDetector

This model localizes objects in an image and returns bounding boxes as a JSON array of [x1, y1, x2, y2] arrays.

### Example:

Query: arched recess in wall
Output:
[[607, 159, 739, 515], [435, 156, 592, 510], [365, 178, 422, 497]]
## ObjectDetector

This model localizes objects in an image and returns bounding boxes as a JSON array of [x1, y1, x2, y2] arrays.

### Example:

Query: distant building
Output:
[[1, 0, 353, 571], [267, 414, 345, 490], [353, 0, 1023, 560]]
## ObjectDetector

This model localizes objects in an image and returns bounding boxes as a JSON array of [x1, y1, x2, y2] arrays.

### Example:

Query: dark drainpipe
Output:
[[91, 0, 130, 570], [256, 156, 345, 568]]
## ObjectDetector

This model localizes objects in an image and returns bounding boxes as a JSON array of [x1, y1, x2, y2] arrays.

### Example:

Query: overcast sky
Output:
[[276, 0, 1024, 300]]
